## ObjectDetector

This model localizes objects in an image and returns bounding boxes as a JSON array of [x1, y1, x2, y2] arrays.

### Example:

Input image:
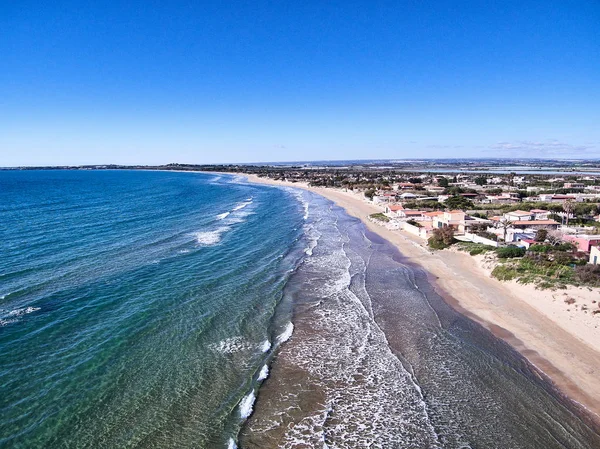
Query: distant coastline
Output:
[[4, 158, 600, 175]]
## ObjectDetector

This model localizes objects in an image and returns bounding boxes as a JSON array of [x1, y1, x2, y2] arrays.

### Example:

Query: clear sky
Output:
[[2, 1, 599, 166]]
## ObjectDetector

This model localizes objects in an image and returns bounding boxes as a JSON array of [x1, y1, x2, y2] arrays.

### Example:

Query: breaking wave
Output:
[[276, 322, 294, 344], [258, 364, 269, 381], [260, 340, 271, 353], [239, 391, 256, 420]]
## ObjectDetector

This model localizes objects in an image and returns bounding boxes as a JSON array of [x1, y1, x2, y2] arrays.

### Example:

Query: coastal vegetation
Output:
[[369, 213, 390, 222], [490, 244, 593, 289], [428, 227, 455, 249]]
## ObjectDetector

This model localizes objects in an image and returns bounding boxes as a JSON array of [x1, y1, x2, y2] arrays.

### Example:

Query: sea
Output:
[[1, 169, 599, 448]]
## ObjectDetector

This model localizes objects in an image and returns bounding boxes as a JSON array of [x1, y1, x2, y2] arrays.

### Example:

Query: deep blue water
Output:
[[0, 170, 306, 447]]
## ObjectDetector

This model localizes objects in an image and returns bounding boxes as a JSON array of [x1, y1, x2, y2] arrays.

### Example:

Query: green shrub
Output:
[[496, 246, 526, 258], [428, 227, 455, 249], [369, 213, 390, 222], [492, 265, 518, 281]]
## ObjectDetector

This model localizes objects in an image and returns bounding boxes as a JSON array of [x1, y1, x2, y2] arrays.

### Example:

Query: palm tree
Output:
[[496, 217, 514, 242], [563, 200, 574, 226]]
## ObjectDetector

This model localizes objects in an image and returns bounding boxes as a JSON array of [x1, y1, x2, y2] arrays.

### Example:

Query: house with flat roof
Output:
[[504, 210, 534, 221], [433, 210, 466, 233], [564, 182, 585, 189]]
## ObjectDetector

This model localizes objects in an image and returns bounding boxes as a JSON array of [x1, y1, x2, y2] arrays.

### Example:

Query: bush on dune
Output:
[[495, 246, 526, 259]]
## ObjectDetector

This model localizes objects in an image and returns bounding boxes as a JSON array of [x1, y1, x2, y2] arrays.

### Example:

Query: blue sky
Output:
[[1, 1, 599, 165]]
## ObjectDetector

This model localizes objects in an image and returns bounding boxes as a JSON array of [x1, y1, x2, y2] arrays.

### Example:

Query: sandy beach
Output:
[[244, 173, 600, 422]]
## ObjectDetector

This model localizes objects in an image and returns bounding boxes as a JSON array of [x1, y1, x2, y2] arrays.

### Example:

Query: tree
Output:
[[495, 217, 514, 242], [563, 200, 574, 226], [364, 189, 375, 200], [428, 227, 455, 249], [437, 177, 449, 187], [446, 186, 465, 196], [547, 231, 564, 246], [445, 195, 474, 211], [474, 176, 488, 186], [534, 229, 548, 242]]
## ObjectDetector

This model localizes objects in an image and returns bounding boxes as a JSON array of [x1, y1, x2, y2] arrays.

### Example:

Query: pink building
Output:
[[563, 234, 600, 253]]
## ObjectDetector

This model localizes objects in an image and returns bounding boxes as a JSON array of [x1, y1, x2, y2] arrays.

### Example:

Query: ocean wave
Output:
[[260, 340, 271, 353], [209, 336, 256, 354], [216, 212, 230, 220], [232, 198, 253, 211], [0, 319, 18, 327], [7, 306, 40, 317], [258, 364, 269, 381], [193, 227, 230, 246], [239, 391, 256, 420], [276, 322, 294, 344]]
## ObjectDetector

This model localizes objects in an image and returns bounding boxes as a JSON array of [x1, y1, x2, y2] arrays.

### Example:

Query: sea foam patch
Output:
[[276, 322, 294, 344], [239, 391, 256, 420], [193, 227, 230, 246]]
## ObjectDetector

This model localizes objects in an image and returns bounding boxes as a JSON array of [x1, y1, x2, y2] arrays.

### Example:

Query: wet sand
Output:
[[243, 174, 600, 423]]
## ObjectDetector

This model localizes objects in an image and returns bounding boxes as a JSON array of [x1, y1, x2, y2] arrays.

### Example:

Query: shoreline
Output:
[[241, 173, 600, 423]]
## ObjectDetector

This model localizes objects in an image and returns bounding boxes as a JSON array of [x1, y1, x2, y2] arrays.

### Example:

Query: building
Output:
[[589, 246, 600, 265], [504, 210, 534, 222], [530, 209, 550, 220], [511, 220, 559, 230], [433, 210, 466, 233], [564, 182, 585, 189], [384, 204, 404, 216], [422, 211, 444, 222], [397, 210, 425, 219], [398, 182, 417, 190], [563, 234, 600, 253], [538, 194, 576, 203], [399, 192, 418, 200], [373, 192, 397, 204]]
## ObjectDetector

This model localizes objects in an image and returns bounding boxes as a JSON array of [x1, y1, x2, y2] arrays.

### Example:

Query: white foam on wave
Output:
[[7, 306, 40, 317], [260, 340, 271, 352], [232, 198, 253, 211], [208, 336, 251, 354], [216, 211, 230, 220], [277, 322, 294, 344], [193, 227, 229, 246], [258, 364, 269, 381], [304, 238, 318, 256], [239, 391, 256, 420]]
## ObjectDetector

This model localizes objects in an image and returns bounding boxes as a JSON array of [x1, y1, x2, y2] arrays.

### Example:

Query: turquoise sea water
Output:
[[0, 170, 305, 447]]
